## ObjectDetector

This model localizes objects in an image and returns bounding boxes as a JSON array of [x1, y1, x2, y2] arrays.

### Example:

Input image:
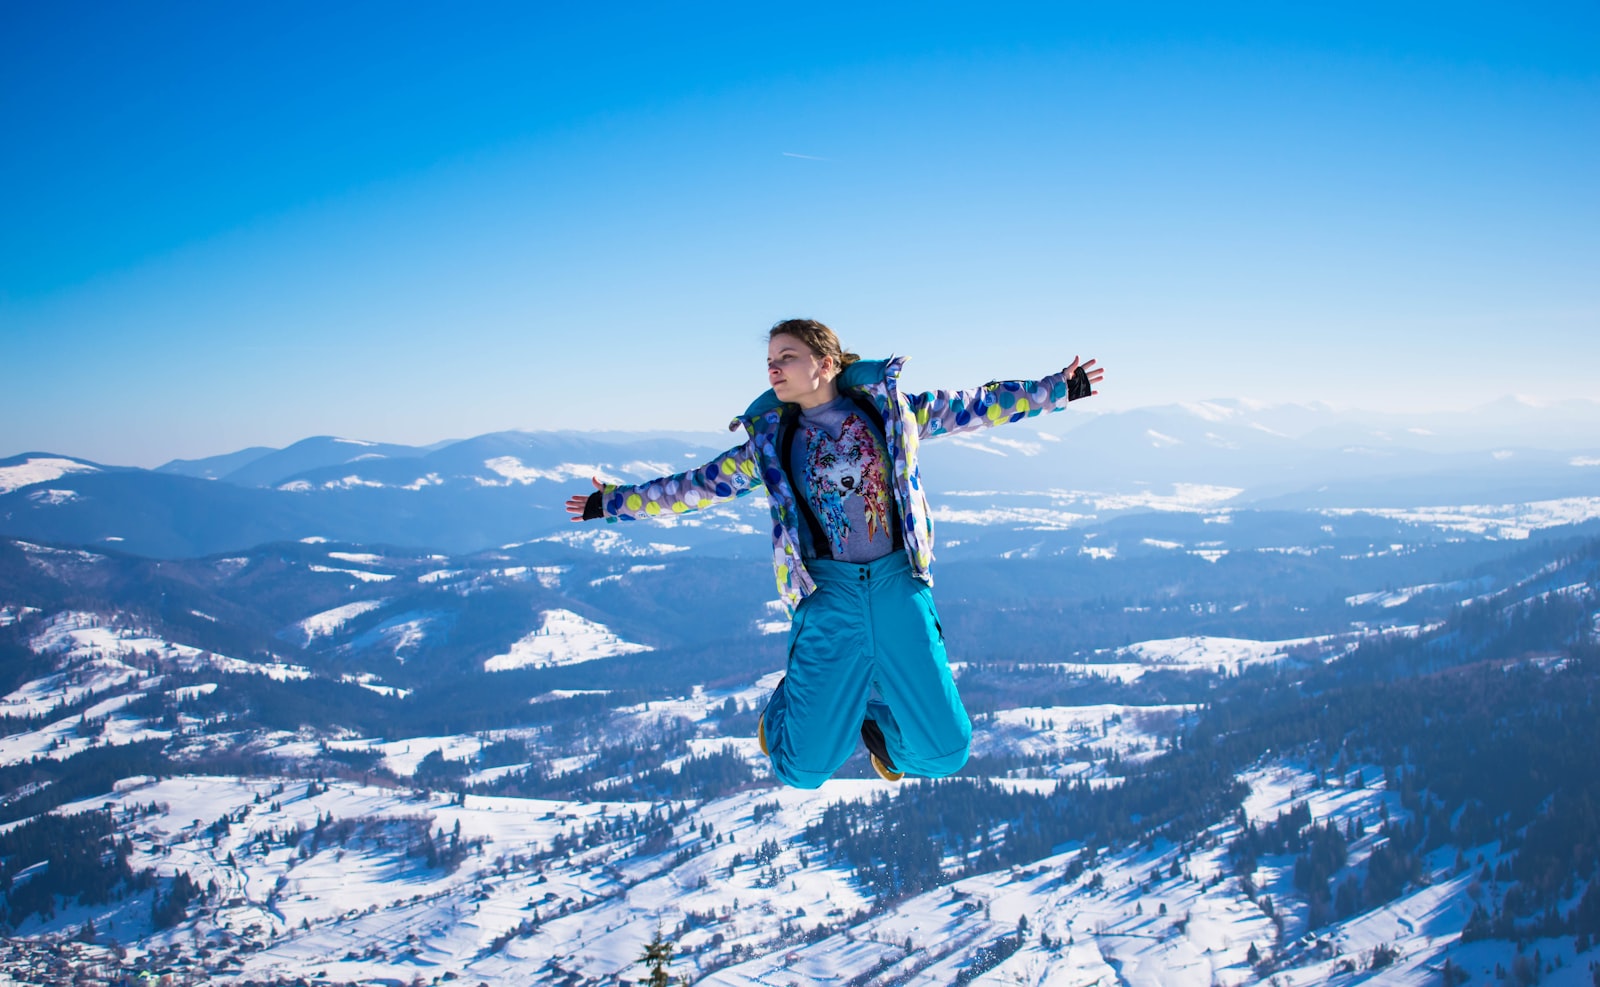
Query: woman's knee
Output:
[[768, 749, 850, 789], [908, 740, 970, 780], [926, 703, 973, 757], [770, 760, 830, 790]]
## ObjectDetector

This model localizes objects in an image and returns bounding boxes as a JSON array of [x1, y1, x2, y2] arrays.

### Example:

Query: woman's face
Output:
[[767, 333, 834, 404]]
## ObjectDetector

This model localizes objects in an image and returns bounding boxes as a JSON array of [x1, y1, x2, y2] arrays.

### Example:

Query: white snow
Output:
[[1121, 635, 1319, 675], [950, 435, 1008, 457], [373, 735, 483, 777], [15, 611, 311, 697], [974, 704, 1194, 764], [481, 457, 610, 485], [307, 564, 396, 582], [1043, 660, 1149, 683], [943, 485, 1243, 517], [1323, 496, 1600, 540], [204, 654, 311, 681], [339, 673, 413, 699], [328, 551, 386, 564], [990, 436, 1045, 456], [352, 614, 436, 661], [295, 600, 386, 644], [621, 459, 675, 476], [1344, 581, 1470, 608], [0, 605, 41, 627], [1181, 401, 1239, 422], [756, 599, 791, 635], [532, 528, 688, 556], [530, 688, 613, 703], [930, 506, 1088, 529], [26, 488, 80, 505], [0, 726, 1556, 987], [483, 609, 653, 672], [588, 564, 667, 587], [13, 540, 102, 562], [168, 683, 217, 701], [533, 528, 641, 555], [322, 474, 385, 489], [531, 565, 568, 588], [0, 457, 99, 494], [996, 636, 1343, 691]]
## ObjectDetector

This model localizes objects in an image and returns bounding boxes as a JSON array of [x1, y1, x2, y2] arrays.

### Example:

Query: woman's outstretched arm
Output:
[[564, 439, 764, 522], [908, 356, 1104, 441]]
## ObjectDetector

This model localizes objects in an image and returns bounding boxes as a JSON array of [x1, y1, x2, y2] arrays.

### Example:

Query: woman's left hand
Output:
[[1065, 356, 1106, 398]]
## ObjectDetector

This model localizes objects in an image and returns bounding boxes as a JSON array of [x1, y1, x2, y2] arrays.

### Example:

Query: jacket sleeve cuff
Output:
[[582, 490, 604, 520]]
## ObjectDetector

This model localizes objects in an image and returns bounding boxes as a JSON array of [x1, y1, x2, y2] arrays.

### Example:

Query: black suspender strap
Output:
[[778, 407, 833, 560], [842, 392, 906, 551]]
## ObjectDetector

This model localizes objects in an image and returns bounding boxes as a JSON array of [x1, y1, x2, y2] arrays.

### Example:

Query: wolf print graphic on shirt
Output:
[[803, 413, 893, 556]]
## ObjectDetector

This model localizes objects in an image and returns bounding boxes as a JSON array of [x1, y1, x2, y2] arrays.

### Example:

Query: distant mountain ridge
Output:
[[3, 398, 1597, 559], [151, 429, 735, 488], [155, 445, 278, 481]]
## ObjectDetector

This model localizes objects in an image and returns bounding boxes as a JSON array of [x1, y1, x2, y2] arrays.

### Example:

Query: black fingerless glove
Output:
[[1067, 365, 1093, 401], [582, 491, 603, 520]]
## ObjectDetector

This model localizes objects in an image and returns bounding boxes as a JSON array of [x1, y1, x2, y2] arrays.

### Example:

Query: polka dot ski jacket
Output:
[[596, 356, 1088, 614]]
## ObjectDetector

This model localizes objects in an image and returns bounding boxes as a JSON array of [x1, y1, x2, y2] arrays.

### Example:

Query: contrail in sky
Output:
[[782, 151, 831, 161]]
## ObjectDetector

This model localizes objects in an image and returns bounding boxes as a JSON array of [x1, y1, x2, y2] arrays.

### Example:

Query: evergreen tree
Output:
[[637, 925, 680, 986]]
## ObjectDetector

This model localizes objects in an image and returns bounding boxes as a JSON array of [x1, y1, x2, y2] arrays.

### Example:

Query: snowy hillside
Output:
[[482, 609, 652, 671], [2, 465, 1598, 985], [0, 456, 103, 495]]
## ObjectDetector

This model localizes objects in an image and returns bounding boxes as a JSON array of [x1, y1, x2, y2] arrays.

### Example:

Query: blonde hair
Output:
[[768, 318, 860, 377]]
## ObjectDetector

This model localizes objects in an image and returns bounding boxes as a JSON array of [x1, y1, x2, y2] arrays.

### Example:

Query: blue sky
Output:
[[3, 2, 1596, 466]]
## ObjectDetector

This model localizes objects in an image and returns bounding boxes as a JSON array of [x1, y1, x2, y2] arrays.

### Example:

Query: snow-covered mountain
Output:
[[0, 453, 112, 495], [6, 398, 1598, 559], [2, 518, 1596, 985], [3, 401, 1600, 986]]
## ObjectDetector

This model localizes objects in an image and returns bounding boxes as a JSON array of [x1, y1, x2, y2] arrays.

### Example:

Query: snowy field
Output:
[[293, 600, 387, 644], [9, 754, 1575, 986], [1323, 496, 1600, 540], [2, 594, 1592, 984], [482, 608, 653, 671]]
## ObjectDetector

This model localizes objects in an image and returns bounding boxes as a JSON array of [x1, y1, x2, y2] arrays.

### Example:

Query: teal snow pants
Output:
[[761, 552, 972, 789]]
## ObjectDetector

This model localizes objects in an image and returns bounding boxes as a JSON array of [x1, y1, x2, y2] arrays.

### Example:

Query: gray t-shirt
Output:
[[788, 396, 899, 562]]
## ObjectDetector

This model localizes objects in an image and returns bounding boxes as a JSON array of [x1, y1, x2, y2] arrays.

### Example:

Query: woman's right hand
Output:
[[564, 476, 604, 522]]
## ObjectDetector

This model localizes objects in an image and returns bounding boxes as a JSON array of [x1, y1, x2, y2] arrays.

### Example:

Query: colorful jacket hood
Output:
[[598, 355, 1086, 613]]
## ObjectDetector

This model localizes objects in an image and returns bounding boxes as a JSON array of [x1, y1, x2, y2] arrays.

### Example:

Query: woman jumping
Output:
[[565, 319, 1104, 788]]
